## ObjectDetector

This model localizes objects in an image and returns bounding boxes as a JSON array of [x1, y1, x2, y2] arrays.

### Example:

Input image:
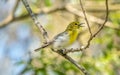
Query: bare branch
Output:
[[34, 41, 53, 51], [79, 0, 92, 36], [52, 49, 89, 75], [11, 0, 20, 16], [21, 0, 49, 43], [0, 5, 65, 28], [0, 0, 20, 28], [84, 0, 109, 49], [62, 48, 83, 54], [59, 54, 88, 75]]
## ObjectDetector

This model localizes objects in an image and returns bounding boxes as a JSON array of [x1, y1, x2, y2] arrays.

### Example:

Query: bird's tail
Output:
[[34, 41, 53, 51]]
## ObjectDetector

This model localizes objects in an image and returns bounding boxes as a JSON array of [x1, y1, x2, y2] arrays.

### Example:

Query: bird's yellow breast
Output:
[[68, 30, 79, 44]]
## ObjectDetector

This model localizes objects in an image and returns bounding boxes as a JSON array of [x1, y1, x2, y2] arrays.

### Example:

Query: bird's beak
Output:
[[79, 23, 84, 27]]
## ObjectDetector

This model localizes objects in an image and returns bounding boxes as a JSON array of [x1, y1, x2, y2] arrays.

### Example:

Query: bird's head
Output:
[[66, 21, 84, 31]]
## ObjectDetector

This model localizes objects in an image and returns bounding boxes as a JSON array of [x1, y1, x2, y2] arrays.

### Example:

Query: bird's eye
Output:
[[75, 23, 77, 25]]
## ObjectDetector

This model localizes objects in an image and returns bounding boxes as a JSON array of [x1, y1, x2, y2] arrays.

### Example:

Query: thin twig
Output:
[[34, 41, 52, 51], [53, 49, 89, 75], [84, 0, 109, 49], [0, 5, 65, 29], [62, 48, 83, 54], [21, 0, 49, 43], [79, 0, 92, 36]]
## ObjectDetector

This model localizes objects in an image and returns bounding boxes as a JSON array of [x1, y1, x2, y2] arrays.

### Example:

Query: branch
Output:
[[84, 0, 109, 49], [21, 0, 88, 74], [79, 0, 92, 36], [22, 0, 49, 43], [0, 0, 20, 28], [0, 5, 65, 28], [53, 49, 89, 75]]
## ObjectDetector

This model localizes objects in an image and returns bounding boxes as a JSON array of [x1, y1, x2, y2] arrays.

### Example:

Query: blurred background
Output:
[[0, 0, 120, 75]]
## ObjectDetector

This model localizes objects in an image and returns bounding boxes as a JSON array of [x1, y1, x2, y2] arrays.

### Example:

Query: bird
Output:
[[35, 21, 84, 53]]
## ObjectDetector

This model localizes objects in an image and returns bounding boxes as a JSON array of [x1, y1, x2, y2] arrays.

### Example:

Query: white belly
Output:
[[52, 32, 70, 50]]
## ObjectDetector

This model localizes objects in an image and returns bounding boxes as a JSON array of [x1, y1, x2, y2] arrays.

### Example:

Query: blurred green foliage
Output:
[[44, 0, 52, 7]]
